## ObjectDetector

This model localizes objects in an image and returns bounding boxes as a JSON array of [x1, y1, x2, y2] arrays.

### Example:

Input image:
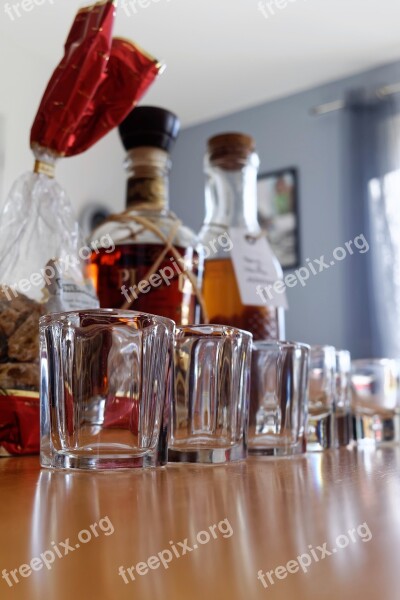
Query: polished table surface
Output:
[[0, 448, 399, 600]]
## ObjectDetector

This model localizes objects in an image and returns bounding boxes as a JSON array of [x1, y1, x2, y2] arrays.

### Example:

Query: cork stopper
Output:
[[207, 133, 255, 169]]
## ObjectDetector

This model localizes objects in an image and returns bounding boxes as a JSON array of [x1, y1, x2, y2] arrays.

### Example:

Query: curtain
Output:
[[348, 90, 400, 358]]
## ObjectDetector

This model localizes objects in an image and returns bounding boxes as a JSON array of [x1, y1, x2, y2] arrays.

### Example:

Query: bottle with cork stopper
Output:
[[198, 132, 286, 340]]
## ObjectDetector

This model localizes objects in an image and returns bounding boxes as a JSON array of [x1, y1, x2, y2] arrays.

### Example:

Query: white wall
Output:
[[0, 34, 49, 201], [58, 131, 126, 221]]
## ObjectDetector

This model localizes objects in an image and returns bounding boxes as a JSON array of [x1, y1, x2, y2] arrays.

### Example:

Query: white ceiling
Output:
[[2, 0, 400, 126]]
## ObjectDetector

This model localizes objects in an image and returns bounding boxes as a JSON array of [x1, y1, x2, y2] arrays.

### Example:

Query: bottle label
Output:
[[45, 273, 99, 313], [89, 244, 200, 325], [229, 228, 288, 309]]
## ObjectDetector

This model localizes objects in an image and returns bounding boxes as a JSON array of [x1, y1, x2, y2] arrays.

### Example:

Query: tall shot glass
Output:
[[40, 310, 174, 470], [249, 341, 309, 457], [307, 346, 336, 451], [335, 350, 353, 447], [169, 325, 252, 464]]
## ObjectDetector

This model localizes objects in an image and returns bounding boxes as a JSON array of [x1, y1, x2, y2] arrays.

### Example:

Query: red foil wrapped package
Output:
[[0, 0, 162, 456]]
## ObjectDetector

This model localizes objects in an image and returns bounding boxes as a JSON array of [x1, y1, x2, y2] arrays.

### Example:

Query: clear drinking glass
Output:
[[351, 359, 400, 445], [308, 346, 337, 451], [40, 309, 174, 470], [249, 341, 309, 456], [335, 350, 353, 447], [169, 325, 252, 464]]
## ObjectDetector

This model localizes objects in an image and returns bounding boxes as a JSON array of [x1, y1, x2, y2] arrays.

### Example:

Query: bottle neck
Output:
[[204, 152, 261, 232], [125, 147, 170, 211]]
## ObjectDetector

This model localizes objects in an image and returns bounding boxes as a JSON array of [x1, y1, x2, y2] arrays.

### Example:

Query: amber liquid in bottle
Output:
[[203, 257, 279, 341], [89, 243, 200, 325]]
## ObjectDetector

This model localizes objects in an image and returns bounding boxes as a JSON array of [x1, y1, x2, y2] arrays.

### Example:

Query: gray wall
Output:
[[169, 60, 400, 358]]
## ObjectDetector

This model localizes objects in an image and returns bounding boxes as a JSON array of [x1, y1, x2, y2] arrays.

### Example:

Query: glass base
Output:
[[168, 443, 247, 464], [353, 413, 400, 445], [307, 413, 335, 452], [248, 447, 305, 457], [248, 437, 306, 457], [40, 450, 166, 470]]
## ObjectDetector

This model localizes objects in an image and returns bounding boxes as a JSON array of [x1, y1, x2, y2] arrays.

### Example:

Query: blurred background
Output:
[[1, 0, 400, 357]]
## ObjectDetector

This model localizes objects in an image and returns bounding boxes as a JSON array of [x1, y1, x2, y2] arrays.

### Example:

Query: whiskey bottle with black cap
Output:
[[89, 106, 204, 325]]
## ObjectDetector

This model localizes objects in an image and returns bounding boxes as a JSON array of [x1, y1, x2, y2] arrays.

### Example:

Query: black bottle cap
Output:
[[119, 106, 180, 152]]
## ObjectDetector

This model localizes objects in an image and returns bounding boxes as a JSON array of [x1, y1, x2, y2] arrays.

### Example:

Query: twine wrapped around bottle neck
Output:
[[33, 160, 55, 179], [93, 209, 209, 323]]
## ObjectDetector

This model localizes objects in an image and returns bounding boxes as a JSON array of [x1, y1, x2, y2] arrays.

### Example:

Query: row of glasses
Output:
[[248, 344, 353, 456], [249, 348, 400, 452], [40, 310, 313, 468], [40, 308, 394, 471], [308, 351, 400, 448], [40, 311, 253, 470]]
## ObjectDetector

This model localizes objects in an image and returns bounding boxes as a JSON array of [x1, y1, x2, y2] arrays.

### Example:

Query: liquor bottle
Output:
[[89, 107, 204, 325], [198, 133, 285, 340]]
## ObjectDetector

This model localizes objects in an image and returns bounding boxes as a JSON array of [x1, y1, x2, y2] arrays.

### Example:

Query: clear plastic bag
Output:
[[0, 147, 97, 308], [0, 147, 99, 456]]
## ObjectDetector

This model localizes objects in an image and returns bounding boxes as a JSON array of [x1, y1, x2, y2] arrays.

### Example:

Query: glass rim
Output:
[[39, 309, 175, 330], [252, 340, 310, 352], [174, 324, 253, 341], [310, 345, 336, 352], [351, 358, 400, 368]]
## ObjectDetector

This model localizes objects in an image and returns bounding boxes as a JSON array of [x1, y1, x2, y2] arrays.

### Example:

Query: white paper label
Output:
[[43, 258, 100, 313], [229, 228, 288, 309], [46, 278, 100, 313]]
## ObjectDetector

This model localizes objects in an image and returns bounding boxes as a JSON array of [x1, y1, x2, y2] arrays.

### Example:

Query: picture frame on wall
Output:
[[257, 167, 300, 269]]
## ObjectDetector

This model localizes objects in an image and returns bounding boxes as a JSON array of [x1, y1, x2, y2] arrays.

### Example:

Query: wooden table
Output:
[[0, 448, 399, 600]]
